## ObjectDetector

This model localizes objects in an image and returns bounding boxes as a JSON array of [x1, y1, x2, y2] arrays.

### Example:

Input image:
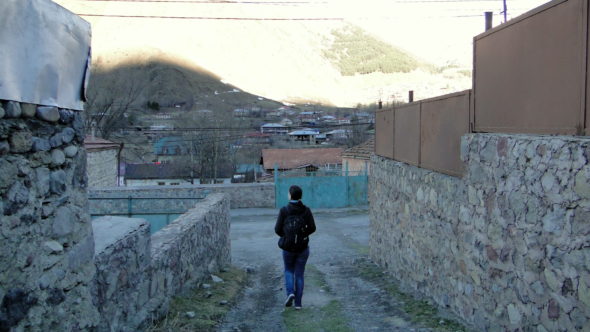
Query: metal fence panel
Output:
[[275, 173, 367, 209], [375, 109, 395, 159], [421, 91, 471, 177], [394, 103, 421, 166], [473, 0, 587, 135]]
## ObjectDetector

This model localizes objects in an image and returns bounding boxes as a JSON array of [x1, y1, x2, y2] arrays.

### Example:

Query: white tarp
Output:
[[0, 0, 91, 111]]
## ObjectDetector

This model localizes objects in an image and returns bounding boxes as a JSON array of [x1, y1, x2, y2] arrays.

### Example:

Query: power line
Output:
[[78, 0, 326, 3], [78, 13, 344, 20]]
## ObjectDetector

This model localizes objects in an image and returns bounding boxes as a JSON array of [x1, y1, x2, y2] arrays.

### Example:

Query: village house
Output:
[[341, 137, 374, 175], [260, 123, 289, 135], [288, 128, 320, 143], [261, 147, 343, 173], [124, 162, 196, 186]]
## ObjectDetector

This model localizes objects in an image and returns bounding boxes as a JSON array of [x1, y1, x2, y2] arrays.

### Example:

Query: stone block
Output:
[[0, 106, 4, 119], [32, 137, 51, 152], [53, 206, 74, 237], [36, 106, 60, 123], [9, 131, 32, 153], [5, 101, 22, 118], [21, 104, 36, 118], [61, 128, 75, 144], [51, 149, 66, 166], [64, 146, 78, 158], [50, 170, 67, 194], [0, 141, 9, 155]]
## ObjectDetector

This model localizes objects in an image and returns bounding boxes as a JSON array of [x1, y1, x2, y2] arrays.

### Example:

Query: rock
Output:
[[486, 246, 498, 262], [21, 104, 36, 118], [5, 101, 22, 118], [46, 288, 65, 306], [0, 141, 9, 155], [0, 159, 18, 189], [507, 303, 522, 325], [574, 170, 590, 199], [31, 138, 51, 152], [61, 128, 75, 144], [50, 170, 67, 194], [64, 146, 78, 158], [211, 275, 224, 283], [72, 112, 85, 138], [9, 131, 32, 153], [547, 299, 559, 320], [541, 172, 556, 192], [185, 311, 196, 318], [578, 280, 590, 307], [44, 241, 64, 254], [219, 300, 228, 305], [205, 291, 212, 298], [67, 235, 94, 270], [51, 149, 66, 166], [0, 106, 4, 118], [542, 207, 565, 234], [58, 109, 75, 124], [544, 268, 561, 292], [53, 206, 73, 237], [202, 284, 211, 289], [36, 106, 60, 123], [0, 289, 38, 329], [7, 181, 29, 208], [49, 134, 63, 148], [245, 266, 256, 274], [531, 281, 544, 295]]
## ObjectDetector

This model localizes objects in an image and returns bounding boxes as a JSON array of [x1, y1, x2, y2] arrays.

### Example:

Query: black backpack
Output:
[[278, 212, 308, 252]]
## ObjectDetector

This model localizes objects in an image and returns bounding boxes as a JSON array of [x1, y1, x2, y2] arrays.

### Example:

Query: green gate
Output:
[[274, 164, 368, 209]]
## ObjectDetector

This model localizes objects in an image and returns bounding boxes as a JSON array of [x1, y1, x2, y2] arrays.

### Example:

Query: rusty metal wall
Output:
[[473, 0, 587, 135], [375, 109, 395, 159], [394, 103, 421, 166], [420, 91, 471, 177]]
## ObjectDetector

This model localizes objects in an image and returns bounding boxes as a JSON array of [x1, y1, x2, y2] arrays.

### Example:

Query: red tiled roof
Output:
[[262, 148, 343, 170], [342, 138, 374, 160]]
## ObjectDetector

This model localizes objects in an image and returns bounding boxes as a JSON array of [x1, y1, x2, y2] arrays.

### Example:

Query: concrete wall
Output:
[[90, 182, 275, 211], [370, 133, 590, 331], [87, 149, 118, 188], [343, 157, 371, 175], [0, 100, 99, 330], [92, 193, 231, 331]]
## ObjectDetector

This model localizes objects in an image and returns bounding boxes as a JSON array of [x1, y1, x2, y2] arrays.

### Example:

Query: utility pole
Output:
[[502, 0, 508, 23], [485, 11, 493, 31]]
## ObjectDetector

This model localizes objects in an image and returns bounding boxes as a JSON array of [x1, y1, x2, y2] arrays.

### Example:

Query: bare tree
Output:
[[84, 63, 147, 139]]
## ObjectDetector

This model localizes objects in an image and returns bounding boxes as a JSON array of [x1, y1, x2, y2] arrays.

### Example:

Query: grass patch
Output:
[[305, 264, 331, 292], [282, 300, 352, 332], [147, 267, 249, 332], [354, 259, 467, 332]]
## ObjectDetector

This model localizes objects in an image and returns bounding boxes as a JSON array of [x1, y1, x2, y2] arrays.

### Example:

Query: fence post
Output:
[[127, 195, 132, 217], [345, 161, 350, 207], [274, 163, 279, 208]]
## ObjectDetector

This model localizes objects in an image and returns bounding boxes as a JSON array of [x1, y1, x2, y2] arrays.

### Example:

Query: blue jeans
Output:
[[282, 247, 310, 307]]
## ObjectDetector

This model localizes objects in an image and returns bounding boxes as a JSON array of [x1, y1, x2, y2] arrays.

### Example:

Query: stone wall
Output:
[[370, 133, 590, 331], [87, 148, 118, 188], [90, 182, 274, 212], [0, 101, 99, 330], [92, 193, 231, 331]]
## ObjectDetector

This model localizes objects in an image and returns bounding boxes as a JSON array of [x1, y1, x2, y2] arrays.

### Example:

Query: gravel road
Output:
[[217, 207, 453, 332]]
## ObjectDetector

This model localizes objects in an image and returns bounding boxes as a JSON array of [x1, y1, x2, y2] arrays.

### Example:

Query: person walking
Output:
[[275, 185, 316, 310]]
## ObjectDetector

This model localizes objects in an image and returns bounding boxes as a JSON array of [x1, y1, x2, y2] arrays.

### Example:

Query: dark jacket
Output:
[[275, 201, 316, 250]]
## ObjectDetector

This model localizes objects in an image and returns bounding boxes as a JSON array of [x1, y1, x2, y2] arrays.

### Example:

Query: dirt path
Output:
[[218, 208, 465, 332]]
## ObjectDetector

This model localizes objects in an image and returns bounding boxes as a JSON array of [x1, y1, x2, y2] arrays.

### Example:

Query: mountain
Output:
[[56, 0, 472, 107]]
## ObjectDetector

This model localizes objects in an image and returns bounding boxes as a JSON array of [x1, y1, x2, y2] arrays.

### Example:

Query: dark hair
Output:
[[289, 185, 302, 200]]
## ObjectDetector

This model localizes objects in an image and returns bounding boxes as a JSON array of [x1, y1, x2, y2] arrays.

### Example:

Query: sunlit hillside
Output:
[[53, 0, 549, 106]]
